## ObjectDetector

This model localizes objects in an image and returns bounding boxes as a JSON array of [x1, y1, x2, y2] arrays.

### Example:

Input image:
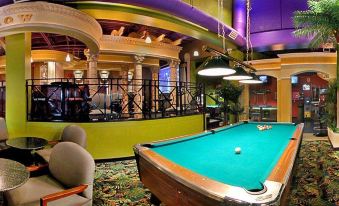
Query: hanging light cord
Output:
[[203, 0, 257, 72], [217, 0, 226, 53], [246, 0, 253, 64]]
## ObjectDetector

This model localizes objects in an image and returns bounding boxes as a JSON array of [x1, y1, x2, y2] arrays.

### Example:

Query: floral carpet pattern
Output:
[[94, 160, 151, 206], [288, 141, 338, 206], [94, 141, 338, 206]]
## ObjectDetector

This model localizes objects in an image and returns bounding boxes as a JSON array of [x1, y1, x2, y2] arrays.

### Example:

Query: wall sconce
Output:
[[73, 70, 83, 80], [100, 70, 109, 79]]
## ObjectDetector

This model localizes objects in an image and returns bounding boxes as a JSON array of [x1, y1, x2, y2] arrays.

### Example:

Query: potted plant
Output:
[[294, 0, 339, 147], [216, 81, 244, 125], [293, 0, 339, 127], [321, 80, 339, 145]]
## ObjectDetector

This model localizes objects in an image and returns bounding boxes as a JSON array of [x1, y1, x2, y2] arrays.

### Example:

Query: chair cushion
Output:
[[61, 125, 87, 148], [49, 142, 95, 200], [0, 117, 8, 141], [0, 140, 10, 150], [36, 148, 53, 162], [5, 175, 91, 206]]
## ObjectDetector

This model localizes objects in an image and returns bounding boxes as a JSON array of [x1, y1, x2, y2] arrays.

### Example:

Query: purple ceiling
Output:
[[250, 0, 309, 51], [0, 0, 312, 52], [0, 0, 12, 7], [84, 0, 246, 46], [0, 0, 246, 47]]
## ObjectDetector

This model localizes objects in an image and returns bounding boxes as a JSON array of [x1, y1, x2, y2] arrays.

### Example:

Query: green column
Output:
[[5, 33, 31, 137]]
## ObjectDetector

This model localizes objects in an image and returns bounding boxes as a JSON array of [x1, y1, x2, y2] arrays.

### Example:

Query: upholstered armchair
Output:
[[5, 142, 95, 206], [0, 117, 10, 151], [36, 125, 87, 162]]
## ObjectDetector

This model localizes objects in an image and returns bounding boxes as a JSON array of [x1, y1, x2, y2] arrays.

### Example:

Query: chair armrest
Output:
[[27, 163, 49, 172], [40, 184, 88, 206]]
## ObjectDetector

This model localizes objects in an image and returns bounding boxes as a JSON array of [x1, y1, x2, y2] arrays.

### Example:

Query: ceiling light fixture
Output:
[[65, 53, 71, 62], [198, 56, 235, 76], [239, 73, 262, 84], [193, 50, 199, 56], [145, 35, 152, 44], [223, 65, 252, 80]]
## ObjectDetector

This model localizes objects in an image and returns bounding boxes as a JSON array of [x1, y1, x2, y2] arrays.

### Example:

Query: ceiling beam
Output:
[[111, 26, 125, 36], [156, 34, 166, 42], [32, 45, 86, 49], [40, 33, 53, 50], [0, 37, 5, 51], [172, 38, 182, 46]]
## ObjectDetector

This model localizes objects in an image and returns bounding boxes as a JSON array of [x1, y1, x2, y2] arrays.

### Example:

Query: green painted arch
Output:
[[71, 1, 238, 50], [0, 1, 102, 54]]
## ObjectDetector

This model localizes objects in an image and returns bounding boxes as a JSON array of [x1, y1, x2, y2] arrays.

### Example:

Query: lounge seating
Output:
[[5, 142, 95, 206], [36, 125, 87, 163], [0, 117, 9, 150]]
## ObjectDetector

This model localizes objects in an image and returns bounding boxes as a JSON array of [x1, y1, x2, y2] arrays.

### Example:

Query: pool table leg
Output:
[[150, 193, 161, 206]]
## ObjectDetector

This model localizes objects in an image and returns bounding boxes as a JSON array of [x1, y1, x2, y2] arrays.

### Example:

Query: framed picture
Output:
[[302, 84, 310, 91]]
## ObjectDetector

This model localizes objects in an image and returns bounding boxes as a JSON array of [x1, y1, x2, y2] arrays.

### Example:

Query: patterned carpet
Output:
[[94, 141, 338, 206]]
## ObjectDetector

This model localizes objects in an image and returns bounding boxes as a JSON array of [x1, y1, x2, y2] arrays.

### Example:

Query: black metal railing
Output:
[[26, 78, 204, 122], [0, 81, 5, 117]]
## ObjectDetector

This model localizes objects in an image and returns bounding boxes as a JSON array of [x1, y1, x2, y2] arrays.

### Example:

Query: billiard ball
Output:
[[235, 147, 241, 154]]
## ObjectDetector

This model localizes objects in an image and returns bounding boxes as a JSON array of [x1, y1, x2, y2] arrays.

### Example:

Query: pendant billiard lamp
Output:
[[239, 72, 263, 84], [197, 56, 236, 76], [223, 65, 252, 80]]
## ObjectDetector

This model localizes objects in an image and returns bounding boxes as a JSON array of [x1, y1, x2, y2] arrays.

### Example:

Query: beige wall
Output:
[[248, 52, 336, 123]]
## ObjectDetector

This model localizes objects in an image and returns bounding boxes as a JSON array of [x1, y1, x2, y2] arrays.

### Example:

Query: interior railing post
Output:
[[111, 78, 114, 118], [148, 79, 152, 119], [179, 81, 183, 115], [202, 83, 206, 130], [141, 79, 145, 119], [1, 81, 3, 117], [26, 80, 29, 121]]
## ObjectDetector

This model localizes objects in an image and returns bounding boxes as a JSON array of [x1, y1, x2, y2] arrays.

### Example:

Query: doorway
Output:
[[291, 72, 329, 135], [249, 75, 277, 122]]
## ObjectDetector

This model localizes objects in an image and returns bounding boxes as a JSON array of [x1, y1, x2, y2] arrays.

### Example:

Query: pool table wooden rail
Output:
[[268, 123, 304, 183], [134, 122, 304, 206]]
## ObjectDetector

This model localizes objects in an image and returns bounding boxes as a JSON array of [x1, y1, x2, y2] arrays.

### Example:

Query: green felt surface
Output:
[[151, 122, 297, 190]]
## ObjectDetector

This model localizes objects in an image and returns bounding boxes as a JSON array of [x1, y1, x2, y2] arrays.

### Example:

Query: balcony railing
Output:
[[26, 78, 204, 122], [0, 81, 5, 118]]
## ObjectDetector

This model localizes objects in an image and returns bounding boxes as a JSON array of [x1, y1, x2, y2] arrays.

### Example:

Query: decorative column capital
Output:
[[150, 66, 159, 74], [134, 55, 145, 64], [84, 49, 98, 62], [169, 59, 180, 68], [120, 64, 130, 71], [180, 63, 187, 69]]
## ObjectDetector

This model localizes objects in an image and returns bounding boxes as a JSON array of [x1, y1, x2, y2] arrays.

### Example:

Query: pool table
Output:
[[134, 121, 304, 206]]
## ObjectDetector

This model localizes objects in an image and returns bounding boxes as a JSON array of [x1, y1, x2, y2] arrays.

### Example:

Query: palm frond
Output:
[[309, 31, 330, 48], [293, 0, 339, 46]]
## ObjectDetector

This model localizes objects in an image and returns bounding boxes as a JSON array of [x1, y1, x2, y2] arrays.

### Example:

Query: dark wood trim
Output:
[[40, 184, 88, 206], [268, 123, 304, 183], [94, 156, 135, 163], [27, 163, 49, 172]]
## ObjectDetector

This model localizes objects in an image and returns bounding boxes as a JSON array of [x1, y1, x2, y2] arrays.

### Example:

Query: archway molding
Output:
[[0, 1, 102, 54]]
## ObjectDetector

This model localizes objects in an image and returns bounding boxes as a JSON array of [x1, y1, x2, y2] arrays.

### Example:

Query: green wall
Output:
[[6, 33, 31, 137], [5, 34, 204, 160], [182, 0, 232, 26], [24, 115, 204, 159]]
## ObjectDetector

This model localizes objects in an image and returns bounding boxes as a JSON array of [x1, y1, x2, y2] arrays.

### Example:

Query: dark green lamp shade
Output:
[[198, 56, 236, 76], [223, 65, 252, 80], [239, 73, 263, 84]]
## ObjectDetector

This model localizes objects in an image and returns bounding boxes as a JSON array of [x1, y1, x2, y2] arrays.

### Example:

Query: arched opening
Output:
[[291, 71, 329, 136], [249, 75, 277, 122]]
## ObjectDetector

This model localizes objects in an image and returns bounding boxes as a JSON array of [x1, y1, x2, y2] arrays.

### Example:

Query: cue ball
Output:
[[235, 147, 241, 154]]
